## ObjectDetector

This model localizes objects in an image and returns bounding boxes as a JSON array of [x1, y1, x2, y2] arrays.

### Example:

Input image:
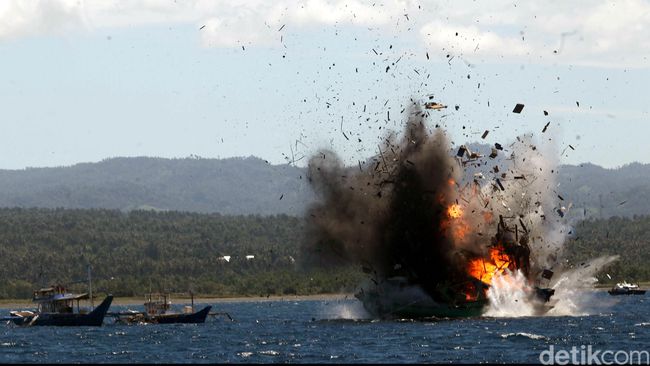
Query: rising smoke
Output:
[[302, 106, 476, 302]]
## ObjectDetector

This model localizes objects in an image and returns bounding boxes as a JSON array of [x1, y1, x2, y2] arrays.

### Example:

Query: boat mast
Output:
[[88, 264, 94, 310]]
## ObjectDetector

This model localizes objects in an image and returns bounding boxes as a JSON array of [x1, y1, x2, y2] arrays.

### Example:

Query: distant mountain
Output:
[[461, 142, 650, 219], [558, 162, 650, 219], [0, 155, 647, 218], [0, 157, 313, 215]]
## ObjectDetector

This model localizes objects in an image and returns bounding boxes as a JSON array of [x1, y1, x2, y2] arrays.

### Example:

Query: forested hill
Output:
[[0, 156, 648, 218], [0, 207, 645, 299], [0, 208, 362, 299], [558, 162, 650, 219], [0, 157, 313, 215]]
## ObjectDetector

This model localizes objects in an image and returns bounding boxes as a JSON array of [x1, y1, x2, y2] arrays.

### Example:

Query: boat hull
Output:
[[378, 300, 486, 319], [116, 305, 213, 325], [9, 295, 113, 326], [356, 287, 487, 319], [608, 289, 646, 295], [355, 282, 555, 319], [153, 305, 212, 324]]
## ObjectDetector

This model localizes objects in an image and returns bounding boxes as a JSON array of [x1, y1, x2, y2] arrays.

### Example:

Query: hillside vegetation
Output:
[[0, 208, 646, 299], [565, 215, 650, 282], [0, 208, 361, 299]]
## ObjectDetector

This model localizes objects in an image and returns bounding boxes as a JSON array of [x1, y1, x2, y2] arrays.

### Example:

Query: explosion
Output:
[[302, 103, 615, 319], [446, 203, 463, 219], [468, 247, 514, 286]]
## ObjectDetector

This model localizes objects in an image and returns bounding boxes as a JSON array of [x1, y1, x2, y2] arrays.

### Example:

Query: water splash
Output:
[[545, 255, 619, 316], [318, 300, 369, 320], [484, 270, 539, 317], [484, 256, 619, 317]]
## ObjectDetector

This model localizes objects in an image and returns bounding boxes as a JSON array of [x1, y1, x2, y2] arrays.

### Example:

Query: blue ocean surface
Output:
[[0, 291, 648, 363]]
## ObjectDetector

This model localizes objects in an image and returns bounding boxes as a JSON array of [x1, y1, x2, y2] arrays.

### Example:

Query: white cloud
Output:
[[200, 0, 404, 47], [0, 0, 648, 68], [270, 0, 394, 26], [417, 0, 650, 68], [420, 20, 533, 59], [0, 0, 401, 46], [0, 0, 86, 39]]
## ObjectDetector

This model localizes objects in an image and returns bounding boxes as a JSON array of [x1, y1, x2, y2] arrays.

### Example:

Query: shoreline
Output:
[[0, 293, 354, 310], [2, 283, 647, 309]]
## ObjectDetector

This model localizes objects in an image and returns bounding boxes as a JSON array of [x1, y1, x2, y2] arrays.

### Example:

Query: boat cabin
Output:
[[614, 282, 639, 290], [32, 284, 89, 314], [144, 293, 172, 315]]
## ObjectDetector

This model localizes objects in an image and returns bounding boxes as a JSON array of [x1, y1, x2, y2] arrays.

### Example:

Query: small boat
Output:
[[608, 282, 646, 295], [3, 284, 113, 326], [112, 293, 212, 325]]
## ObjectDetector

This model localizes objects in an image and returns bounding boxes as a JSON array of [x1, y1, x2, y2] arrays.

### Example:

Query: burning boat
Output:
[[355, 214, 555, 319], [304, 106, 568, 320], [355, 276, 488, 318]]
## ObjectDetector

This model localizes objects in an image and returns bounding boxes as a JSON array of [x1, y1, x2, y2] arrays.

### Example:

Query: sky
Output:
[[0, 0, 648, 170]]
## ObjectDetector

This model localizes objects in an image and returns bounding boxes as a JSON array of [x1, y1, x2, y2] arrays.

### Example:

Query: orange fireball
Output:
[[447, 203, 463, 219], [467, 247, 514, 285]]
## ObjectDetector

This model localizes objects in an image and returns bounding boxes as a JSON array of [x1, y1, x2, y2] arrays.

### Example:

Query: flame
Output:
[[442, 201, 520, 300], [465, 282, 478, 301], [443, 203, 470, 241], [468, 247, 514, 285], [447, 203, 463, 219]]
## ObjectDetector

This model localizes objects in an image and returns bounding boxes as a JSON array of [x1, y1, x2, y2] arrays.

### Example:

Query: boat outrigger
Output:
[[2, 285, 113, 326]]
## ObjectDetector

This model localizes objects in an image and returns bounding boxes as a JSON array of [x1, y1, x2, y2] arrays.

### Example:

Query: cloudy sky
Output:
[[0, 0, 648, 169]]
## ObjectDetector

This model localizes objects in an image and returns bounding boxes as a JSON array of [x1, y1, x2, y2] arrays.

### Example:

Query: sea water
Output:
[[0, 291, 648, 363]]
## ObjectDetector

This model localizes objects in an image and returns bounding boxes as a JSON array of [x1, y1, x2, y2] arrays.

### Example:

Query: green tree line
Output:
[[0, 208, 362, 299], [0, 208, 646, 299], [564, 215, 650, 283]]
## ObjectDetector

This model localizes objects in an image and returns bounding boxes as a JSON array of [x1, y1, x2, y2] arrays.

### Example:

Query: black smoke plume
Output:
[[302, 107, 475, 300]]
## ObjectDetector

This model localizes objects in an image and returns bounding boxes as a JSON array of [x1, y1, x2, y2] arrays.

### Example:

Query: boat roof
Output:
[[33, 292, 89, 303]]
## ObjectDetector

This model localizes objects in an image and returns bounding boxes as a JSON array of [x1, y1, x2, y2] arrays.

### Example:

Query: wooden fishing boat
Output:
[[3, 285, 113, 326], [112, 293, 212, 325]]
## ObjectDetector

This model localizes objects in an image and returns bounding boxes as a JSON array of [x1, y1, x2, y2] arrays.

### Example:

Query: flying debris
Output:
[[425, 102, 447, 110], [541, 269, 554, 280]]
